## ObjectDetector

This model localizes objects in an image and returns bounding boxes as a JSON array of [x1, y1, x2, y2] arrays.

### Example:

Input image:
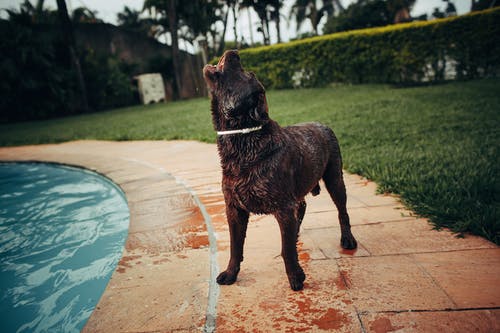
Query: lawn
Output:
[[1, 79, 499, 244]]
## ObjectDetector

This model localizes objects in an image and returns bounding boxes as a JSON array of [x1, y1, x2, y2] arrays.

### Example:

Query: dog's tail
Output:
[[311, 183, 321, 196]]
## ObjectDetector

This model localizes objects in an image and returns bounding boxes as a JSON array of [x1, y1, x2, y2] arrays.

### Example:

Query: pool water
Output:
[[0, 163, 130, 333]]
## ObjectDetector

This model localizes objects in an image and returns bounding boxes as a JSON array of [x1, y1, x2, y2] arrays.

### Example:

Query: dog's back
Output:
[[278, 122, 343, 199]]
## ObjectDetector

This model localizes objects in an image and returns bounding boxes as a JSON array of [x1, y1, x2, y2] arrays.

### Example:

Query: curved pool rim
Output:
[[0, 141, 221, 333]]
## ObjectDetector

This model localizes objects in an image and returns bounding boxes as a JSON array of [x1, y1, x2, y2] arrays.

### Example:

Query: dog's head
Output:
[[203, 50, 269, 130]]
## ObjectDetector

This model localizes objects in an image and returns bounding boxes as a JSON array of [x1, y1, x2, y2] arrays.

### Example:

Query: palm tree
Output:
[[291, 0, 339, 36], [72, 7, 102, 23], [225, 0, 240, 47], [241, 0, 272, 45], [143, 0, 182, 99], [7, 0, 58, 24], [167, 0, 182, 99], [269, 0, 284, 43], [117, 6, 140, 26], [216, 2, 231, 54], [387, 0, 415, 23], [55, 0, 89, 112]]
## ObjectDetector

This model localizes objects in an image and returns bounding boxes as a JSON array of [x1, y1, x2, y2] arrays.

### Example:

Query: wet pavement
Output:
[[1, 140, 499, 332]]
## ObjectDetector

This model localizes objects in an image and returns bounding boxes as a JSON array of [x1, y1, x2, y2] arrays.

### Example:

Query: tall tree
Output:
[[291, 0, 339, 35], [387, 0, 415, 23], [217, 5, 231, 54], [443, 0, 457, 16], [180, 1, 223, 53], [269, 0, 284, 43], [471, 0, 500, 10], [117, 5, 154, 36], [241, 0, 272, 45], [225, 0, 240, 47], [143, 0, 182, 99], [72, 7, 102, 23], [167, 0, 182, 99], [323, 0, 391, 34], [35, 0, 45, 21], [9, 0, 59, 24], [117, 6, 141, 27], [55, 0, 89, 112]]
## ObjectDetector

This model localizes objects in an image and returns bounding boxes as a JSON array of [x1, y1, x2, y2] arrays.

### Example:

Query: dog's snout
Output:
[[203, 64, 216, 76]]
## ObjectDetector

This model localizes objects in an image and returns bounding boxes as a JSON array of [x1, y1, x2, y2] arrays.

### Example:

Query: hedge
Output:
[[234, 8, 500, 88]]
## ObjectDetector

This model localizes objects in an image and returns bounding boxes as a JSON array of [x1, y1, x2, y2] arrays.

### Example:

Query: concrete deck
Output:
[[1, 140, 498, 333]]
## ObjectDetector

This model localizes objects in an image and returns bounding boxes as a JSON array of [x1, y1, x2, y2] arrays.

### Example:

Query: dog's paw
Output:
[[216, 270, 238, 285], [288, 270, 306, 291], [341, 234, 358, 250]]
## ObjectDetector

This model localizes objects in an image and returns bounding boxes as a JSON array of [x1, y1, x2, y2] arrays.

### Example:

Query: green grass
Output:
[[1, 79, 499, 244], [0, 98, 215, 145]]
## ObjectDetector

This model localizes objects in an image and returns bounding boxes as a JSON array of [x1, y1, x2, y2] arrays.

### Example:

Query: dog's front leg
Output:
[[217, 202, 249, 285], [275, 207, 305, 291]]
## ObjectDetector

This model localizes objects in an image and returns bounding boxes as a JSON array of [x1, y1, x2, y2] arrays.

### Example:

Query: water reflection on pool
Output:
[[0, 163, 129, 333]]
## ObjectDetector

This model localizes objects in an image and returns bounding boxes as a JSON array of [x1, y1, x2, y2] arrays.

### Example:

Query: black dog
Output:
[[203, 50, 357, 291]]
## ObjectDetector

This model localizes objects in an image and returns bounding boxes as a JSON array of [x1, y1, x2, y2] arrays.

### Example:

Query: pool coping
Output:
[[1, 140, 499, 332]]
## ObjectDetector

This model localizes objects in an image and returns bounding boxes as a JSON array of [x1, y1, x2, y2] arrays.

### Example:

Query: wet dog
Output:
[[203, 50, 357, 291]]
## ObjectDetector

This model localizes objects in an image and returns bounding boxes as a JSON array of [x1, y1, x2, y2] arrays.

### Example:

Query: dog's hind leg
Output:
[[296, 200, 306, 235], [275, 206, 306, 291], [217, 202, 249, 285], [323, 162, 358, 250]]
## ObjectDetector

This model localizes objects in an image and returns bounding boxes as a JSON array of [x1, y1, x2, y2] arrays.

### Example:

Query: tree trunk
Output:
[[310, 3, 319, 35], [217, 7, 230, 55], [167, 0, 182, 100], [232, 3, 239, 47], [247, 8, 254, 45], [275, 12, 281, 43], [333, 0, 345, 12], [258, 18, 266, 44], [261, 9, 270, 46], [36, 0, 45, 19], [56, 0, 89, 112]]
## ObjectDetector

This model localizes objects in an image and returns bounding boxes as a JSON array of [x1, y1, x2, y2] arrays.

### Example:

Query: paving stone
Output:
[[303, 207, 414, 229], [361, 309, 500, 333], [301, 226, 372, 259], [413, 249, 500, 308], [352, 219, 497, 256], [337, 255, 456, 312], [82, 249, 210, 333]]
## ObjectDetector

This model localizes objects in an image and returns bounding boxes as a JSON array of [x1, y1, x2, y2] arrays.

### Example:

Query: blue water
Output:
[[0, 163, 130, 333]]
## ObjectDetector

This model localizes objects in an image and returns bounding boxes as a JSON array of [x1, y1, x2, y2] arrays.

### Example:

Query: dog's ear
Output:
[[247, 72, 269, 122], [249, 92, 269, 122]]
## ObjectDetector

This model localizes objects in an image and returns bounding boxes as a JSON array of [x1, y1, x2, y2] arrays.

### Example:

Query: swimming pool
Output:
[[0, 163, 130, 333]]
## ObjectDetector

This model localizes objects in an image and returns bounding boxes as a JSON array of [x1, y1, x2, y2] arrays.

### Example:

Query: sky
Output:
[[0, 0, 473, 47]]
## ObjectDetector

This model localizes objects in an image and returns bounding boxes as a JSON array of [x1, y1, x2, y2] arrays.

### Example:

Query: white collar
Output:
[[216, 126, 263, 136]]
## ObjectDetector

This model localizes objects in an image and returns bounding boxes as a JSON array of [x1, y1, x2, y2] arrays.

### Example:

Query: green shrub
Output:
[[236, 8, 500, 88], [0, 19, 138, 123], [0, 20, 76, 122], [80, 48, 136, 111]]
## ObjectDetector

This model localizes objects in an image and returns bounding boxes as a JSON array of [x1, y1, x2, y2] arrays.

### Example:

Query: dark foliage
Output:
[[323, 0, 392, 34], [0, 19, 136, 123], [0, 20, 75, 122]]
